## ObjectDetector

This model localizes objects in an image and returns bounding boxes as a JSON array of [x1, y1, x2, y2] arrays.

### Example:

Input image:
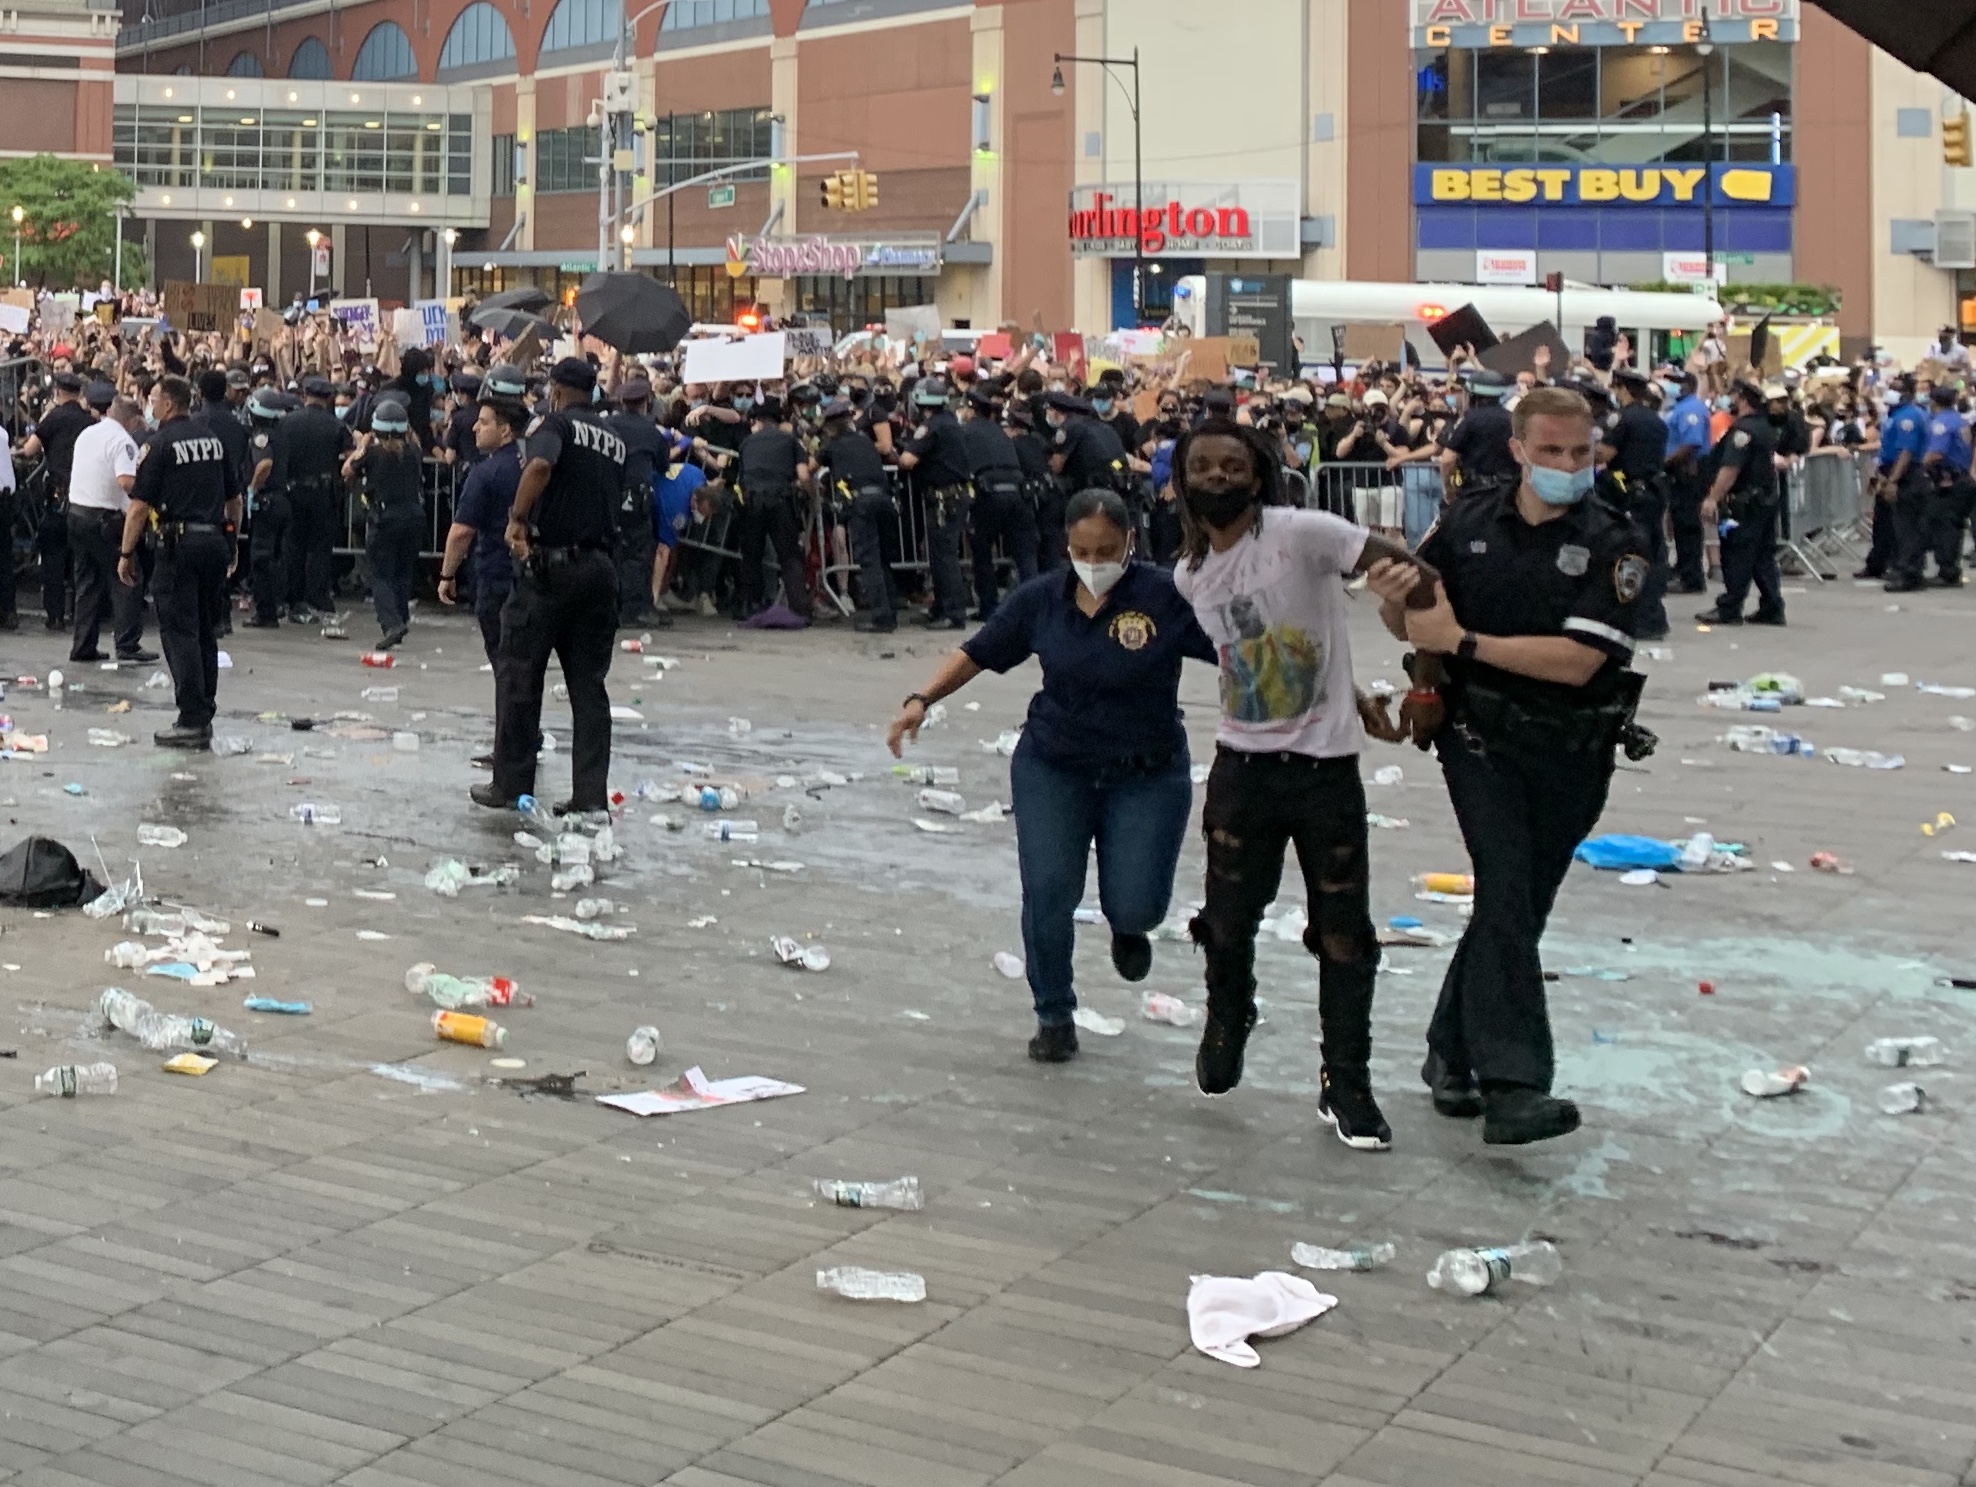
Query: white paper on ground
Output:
[[597, 1064, 805, 1117]]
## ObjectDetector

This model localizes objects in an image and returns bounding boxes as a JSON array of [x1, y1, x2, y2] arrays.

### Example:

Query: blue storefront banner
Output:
[[1413, 162, 1794, 209]]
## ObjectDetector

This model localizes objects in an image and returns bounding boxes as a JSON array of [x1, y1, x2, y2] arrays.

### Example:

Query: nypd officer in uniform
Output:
[[1367, 384, 1649, 1146], [273, 375, 352, 622], [1596, 368, 1671, 639], [733, 396, 814, 623], [474, 356, 624, 816], [1660, 370, 1713, 592], [897, 377, 973, 629], [606, 377, 668, 626], [1007, 402, 1059, 570], [1865, 375, 1928, 582], [1696, 380, 1785, 625], [119, 374, 241, 749], [1919, 381, 1973, 586], [241, 385, 291, 627], [959, 386, 1037, 621], [1436, 368, 1518, 500], [812, 397, 898, 632]]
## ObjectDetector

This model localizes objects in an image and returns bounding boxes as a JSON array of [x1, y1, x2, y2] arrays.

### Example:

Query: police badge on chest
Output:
[[1556, 544, 1590, 577]]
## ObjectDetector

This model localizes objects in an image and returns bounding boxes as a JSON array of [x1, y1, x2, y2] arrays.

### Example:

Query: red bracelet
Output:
[[1407, 689, 1440, 703]]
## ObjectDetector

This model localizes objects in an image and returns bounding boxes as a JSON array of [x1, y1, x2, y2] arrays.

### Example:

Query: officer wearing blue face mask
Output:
[[1696, 380, 1784, 626], [1397, 385, 1652, 1145]]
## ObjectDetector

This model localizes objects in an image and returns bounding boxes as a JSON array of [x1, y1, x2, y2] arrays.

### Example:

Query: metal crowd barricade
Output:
[[331, 457, 460, 560], [1780, 452, 1869, 580], [1303, 460, 1444, 546]]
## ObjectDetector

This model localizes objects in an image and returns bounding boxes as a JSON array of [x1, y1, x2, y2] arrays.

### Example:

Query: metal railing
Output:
[[1305, 460, 1445, 548]]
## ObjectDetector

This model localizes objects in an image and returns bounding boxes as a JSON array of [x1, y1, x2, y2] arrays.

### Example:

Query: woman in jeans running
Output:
[[887, 488, 1214, 1063], [1171, 418, 1437, 1151]]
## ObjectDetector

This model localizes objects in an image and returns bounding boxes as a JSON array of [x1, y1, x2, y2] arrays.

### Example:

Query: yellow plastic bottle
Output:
[[1414, 872, 1475, 895], [432, 1009, 508, 1049]]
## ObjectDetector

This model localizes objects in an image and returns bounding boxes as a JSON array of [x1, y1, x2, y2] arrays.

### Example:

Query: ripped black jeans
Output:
[[1192, 748, 1381, 1077]]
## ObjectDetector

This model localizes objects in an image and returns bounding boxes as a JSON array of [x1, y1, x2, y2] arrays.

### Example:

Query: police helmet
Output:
[[912, 376, 952, 408], [370, 397, 411, 434]]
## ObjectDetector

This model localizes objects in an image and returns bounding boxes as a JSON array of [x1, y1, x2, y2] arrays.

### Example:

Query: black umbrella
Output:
[[478, 285, 555, 315], [575, 272, 693, 354], [469, 304, 557, 342]]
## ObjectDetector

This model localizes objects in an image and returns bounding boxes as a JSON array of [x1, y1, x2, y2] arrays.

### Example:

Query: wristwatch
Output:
[[903, 692, 933, 710], [1456, 630, 1479, 662]]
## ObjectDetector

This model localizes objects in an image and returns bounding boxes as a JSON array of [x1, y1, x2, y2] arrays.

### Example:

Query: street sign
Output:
[[311, 244, 330, 278], [707, 184, 736, 209]]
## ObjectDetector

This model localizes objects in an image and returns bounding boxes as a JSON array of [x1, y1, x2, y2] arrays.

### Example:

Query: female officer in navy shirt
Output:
[[888, 488, 1216, 1063]]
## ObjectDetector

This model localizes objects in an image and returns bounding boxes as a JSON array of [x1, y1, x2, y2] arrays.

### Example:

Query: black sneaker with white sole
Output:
[[1194, 1004, 1258, 1096], [1319, 1070, 1392, 1151]]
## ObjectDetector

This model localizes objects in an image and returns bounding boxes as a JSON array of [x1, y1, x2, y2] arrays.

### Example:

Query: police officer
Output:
[[119, 374, 240, 749], [442, 369, 486, 471], [606, 377, 668, 626], [1919, 381, 1973, 587], [439, 365, 528, 670], [1436, 368, 1518, 499], [194, 370, 252, 634], [733, 396, 813, 623], [960, 387, 1037, 621], [1865, 377, 1928, 584], [273, 375, 352, 622], [474, 356, 624, 815], [1596, 368, 1671, 640], [1047, 389, 1129, 502], [241, 386, 292, 627], [1369, 384, 1649, 1146], [1661, 370, 1713, 592], [21, 369, 92, 630], [898, 377, 973, 629], [1009, 403, 1062, 571], [1697, 380, 1785, 625], [813, 397, 897, 632]]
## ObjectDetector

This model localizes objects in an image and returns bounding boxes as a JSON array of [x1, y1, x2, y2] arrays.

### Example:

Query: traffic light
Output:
[[852, 168, 879, 211], [1947, 110, 1973, 168], [820, 171, 848, 211]]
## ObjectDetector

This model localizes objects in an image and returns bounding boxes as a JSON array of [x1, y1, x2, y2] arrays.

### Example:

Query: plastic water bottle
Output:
[[405, 963, 528, 1009], [816, 1267, 925, 1302], [124, 907, 187, 936], [360, 685, 399, 702], [1878, 1082, 1927, 1114], [431, 1009, 508, 1048], [892, 765, 959, 786], [626, 1025, 662, 1065], [1426, 1240, 1563, 1297], [573, 898, 615, 921], [697, 786, 722, 811], [917, 788, 966, 814], [46, 668, 63, 707], [96, 987, 246, 1058], [781, 803, 804, 834], [36, 1062, 116, 1096], [703, 820, 759, 842], [289, 802, 343, 825], [814, 1176, 924, 1211], [516, 795, 557, 832], [136, 824, 187, 848], [1291, 1240, 1396, 1272], [1865, 1036, 1945, 1067]]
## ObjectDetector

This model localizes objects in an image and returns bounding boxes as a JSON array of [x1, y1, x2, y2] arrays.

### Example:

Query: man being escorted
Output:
[[67, 394, 155, 663], [473, 358, 623, 816], [119, 375, 241, 749], [1367, 386, 1649, 1146]]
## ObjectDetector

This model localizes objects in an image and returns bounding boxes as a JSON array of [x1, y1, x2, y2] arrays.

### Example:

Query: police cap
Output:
[[1044, 389, 1092, 416], [1612, 367, 1650, 391], [302, 374, 335, 399], [912, 376, 951, 407], [247, 388, 286, 420], [618, 376, 652, 404], [449, 370, 482, 395], [1931, 381, 1961, 406], [548, 356, 596, 393], [83, 381, 115, 411], [480, 363, 527, 402], [52, 371, 83, 393], [225, 367, 251, 390], [1464, 368, 1511, 399], [965, 387, 999, 414], [820, 397, 856, 422]]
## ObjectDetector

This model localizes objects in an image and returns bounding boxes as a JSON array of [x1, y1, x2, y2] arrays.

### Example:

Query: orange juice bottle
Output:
[[1413, 872, 1474, 895], [432, 1009, 508, 1048]]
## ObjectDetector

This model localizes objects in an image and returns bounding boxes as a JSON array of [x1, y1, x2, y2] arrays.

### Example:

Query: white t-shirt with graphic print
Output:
[[1173, 506, 1369, 759]]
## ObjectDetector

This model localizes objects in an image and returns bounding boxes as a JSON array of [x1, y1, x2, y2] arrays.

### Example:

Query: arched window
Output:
[[351, 20, 417, 80], [287, 36, 332, 78], [438, 2, 516, 73], [661, 0, 766, 30], [225, 49, 264, 76], [540, 0, 620, 55]]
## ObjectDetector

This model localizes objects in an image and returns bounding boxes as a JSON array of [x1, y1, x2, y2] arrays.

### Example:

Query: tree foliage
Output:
[[0, 155, 139, 290]]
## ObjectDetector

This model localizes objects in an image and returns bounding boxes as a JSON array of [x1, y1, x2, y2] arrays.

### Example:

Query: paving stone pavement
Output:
[[0, 579, 1968, 1487]]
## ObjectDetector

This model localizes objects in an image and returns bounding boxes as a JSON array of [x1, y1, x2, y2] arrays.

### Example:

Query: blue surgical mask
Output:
[[334, 404, 351, 420], [734, 396, 754, 414], [1658, 381, 1681, 403], [142, 407, 159, 431], [1528, 463, 1594, 506], [1713, 396, 1731, 412], [1091, 397, 1113, 415]]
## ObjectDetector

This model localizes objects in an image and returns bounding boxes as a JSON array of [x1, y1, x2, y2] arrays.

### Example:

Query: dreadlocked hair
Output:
[[1172, 415, 1286, 572]]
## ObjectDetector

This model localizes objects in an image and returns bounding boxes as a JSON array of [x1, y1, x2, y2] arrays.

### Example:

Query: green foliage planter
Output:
[[1629, 282, 1842, 318]]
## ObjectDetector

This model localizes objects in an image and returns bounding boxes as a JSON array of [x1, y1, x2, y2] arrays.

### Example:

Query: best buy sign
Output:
[[1413, 163, 1794, 208]]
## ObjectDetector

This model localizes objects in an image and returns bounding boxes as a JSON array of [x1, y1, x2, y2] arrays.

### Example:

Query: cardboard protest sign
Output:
[[162, 281, 240, 333], [328, 297, 382, 351], [681, 331, 787, 384], [1342, 323, 1408, 364]]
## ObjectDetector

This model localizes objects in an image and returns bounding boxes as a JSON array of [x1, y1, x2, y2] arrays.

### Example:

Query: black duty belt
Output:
[[532, 543, 610, 565], [1452, 682, 1623, 755], [976, 473, 1023, 494], [164, 521, 225, 536]]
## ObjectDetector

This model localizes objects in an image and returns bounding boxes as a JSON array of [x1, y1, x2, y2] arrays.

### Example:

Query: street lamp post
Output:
[[441, 227, 457, 301], [190, 229, 205, 283], [1696, 19, 1715, 287], [305, 227, 322, 301], [1054, 48, 1144, 327], [9, 205, 22, 289]]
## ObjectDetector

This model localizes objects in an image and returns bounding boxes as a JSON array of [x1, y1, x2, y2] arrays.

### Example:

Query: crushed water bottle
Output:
[[1879, 1082, 1927, 1114], [626, 1025, 662, 1065], [96, 987, 245, 1058], [136, 824, 186, 848], [704, 819, 759, 843], [1291, 1240, 1396, 1272], [892, 764, 959, 786], [1427, 1240, 1562, 1297], [550, 864, 594, 892], [814, 1176, 924, 1211], [405, 963, 530, 1009], [781, 803, 804, 834], [516, 794, 557, 831], [573, 898, 615, 920], [36, 1062, 116, 1096], [124, 907, 186, 936], [209, 735, 254, 757], [289, 802, 343, 825], [816, 1267, 925, 1302], [1865, 1036, 1945, 1067]]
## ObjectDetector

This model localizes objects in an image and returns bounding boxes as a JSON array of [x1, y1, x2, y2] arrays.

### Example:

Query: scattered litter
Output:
[[391, 732, 419, 753], [304, 897, 329, 908], [818, 1267, 925, 1302], [144, 670, 170, 689], [1941, 851, 1976, 865], [1770, 860, 1794, 872], [1190, 763, 1210, 784], [1142, 991, 1199, 1027], [574, 897, 618, 919], [216, 651, 232, 669], [626, 1026, 662, 1065], [1719, 724, 1814, 755], [98, 987, 245, 1057], [1290, 1241, 1395, 1272], [703, 819, 757, 843], [1370, 765, 1404, 785], [1365, 813, 1409, 829], [86, 729, 130, 748], [958, 802, 1008, 823], [1810, 851, 1852, 874], [1919, 682, 1976, 698], [242, 997, 311, 1014], [1072, 1008, 1124, 1037], [1881, 672, 1911, 687], [288, 803, 343, 825], [1740, 1065, 1810, 1098], [490, 1057, 526, 1070], [1575, 835, 1681, 871], [423, 860, 520, 896], [814, 1176, 922, 1210], [432, 1009, 507, 1049], [1952, 718, 1976, 733], [686, 915, 717, 929], [406, 963, 530, 1009], [162, 1052, 218, 1077], [980, 730, 1021, 757], [491, 1070, 582, 1098], [1825, 748, 1904, 769], [36, 1062, 116, 1096], [521, 914, 633, 941], [597, 1064, 805, 1117], [62, 783, 84, 796], [360, 685, 398, 703], [1837, 686, 1885, 703], [727, 717, 751, 737], [610, 706, 644, 722], [1865, 1036, 1944, 1067], [1187, 1272, 1337, 1368], [1413, 872, 1474, 894], [1427, 1241, 1562, 1296], [917, 787, 965, 814], [770, 935, 830, 971], [352, 889, 395, 902], [913, 818, 959, 834], [1879, 1082, 1927, 1115], [988, 950, 1025, 979], [369, 1062, 466, 1093], [136, 825, 186, 849], [1949, 765, 1974, 774], [1619, 869, 1660, 886], [922, 702, 947, 728], [209, 736, 253, 757], [1923, 812, 1957, 838], [356, 930, 391, 941]]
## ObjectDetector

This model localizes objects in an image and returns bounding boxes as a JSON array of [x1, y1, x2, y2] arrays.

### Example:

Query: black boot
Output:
[[1194, 1004, 1257, 1096], [153, 724, 211, 750], [1109, 931, 1152, 982], [1421, 1049, 1483, 1118], [1027, 1022, 1078, 1063], [1318, 1068, 1391, 1151], [1482, 1085, 1582, 1145]]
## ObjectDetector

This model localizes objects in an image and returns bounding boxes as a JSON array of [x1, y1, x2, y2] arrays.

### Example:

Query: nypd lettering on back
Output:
[[173, 436, 227, 465], [568, 420, 627, 465]]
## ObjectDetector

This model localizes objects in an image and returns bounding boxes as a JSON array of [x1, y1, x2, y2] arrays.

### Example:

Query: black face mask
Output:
[[1186, 484, 1257, 528]]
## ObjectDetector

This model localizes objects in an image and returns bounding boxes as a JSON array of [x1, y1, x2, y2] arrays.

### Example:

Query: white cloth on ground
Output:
[[1185, 1270, 1337, 1368]]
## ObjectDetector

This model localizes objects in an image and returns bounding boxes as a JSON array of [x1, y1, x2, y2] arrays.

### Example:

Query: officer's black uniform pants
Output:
[[1626, 487, 1669, 637], [1892, 468, 1937, 582], [0, 488, 18, 622], [846, 487, 899, 622], [616, 490, 656, 622], [736, 486, 812, 621], [38, 494, 70, 625], [971, 478, 1037, 621], [1863, 476, 1897, 575], [250, 491, 291, 620], [1667, 470, 1705, 589], [68, 507, 141, 658], [1717, 502, 1782, 616], [1034, 488, 1069, 574], [475, 577, 508, 667], [366, 515, 421, 637], [153, 530, 230, 731], [924, 485, 970, 622], [493, 550, 616, 809], [1927, 475, 1973, 580], [1430, 737, 1614, 1090], [285, 481, 337, 614], [1190, 750, 1380, 1075]]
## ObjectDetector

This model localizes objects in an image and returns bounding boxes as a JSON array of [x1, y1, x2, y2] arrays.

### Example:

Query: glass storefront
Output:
[[114, 102, 474, 195], [788, 275, 935, 333]]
